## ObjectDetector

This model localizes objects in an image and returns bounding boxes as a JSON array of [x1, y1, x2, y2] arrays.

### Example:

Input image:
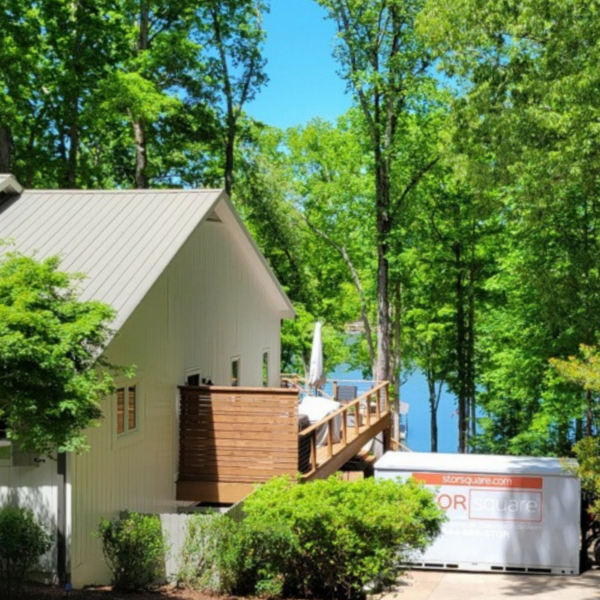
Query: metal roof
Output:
[[0, 183, 295, 332], [375, 451, 578, 477]]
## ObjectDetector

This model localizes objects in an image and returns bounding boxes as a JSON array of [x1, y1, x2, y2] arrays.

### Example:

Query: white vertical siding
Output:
[[69, 216, 284, 586], [170, 220, 281, 387]]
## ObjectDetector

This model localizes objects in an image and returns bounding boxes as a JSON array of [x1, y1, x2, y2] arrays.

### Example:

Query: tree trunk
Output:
[[454, 241, 468, 452], [224, 120, 235, 197], [132, 118, 149, 189], [428, 372, 438, 452], [67, 113, 79, 188], [586, 389, 593, 437], [0, 126, 11, 172], [133, 1, 150, 189], [467, 239, 477, 441], [374, 156, 391, 383]]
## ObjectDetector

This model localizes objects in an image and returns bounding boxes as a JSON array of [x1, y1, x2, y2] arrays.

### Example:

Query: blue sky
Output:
[[246, 0, 352, 129]]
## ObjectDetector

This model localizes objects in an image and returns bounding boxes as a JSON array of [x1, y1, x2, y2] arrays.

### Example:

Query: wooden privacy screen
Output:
[[177, 386, 299, 502]]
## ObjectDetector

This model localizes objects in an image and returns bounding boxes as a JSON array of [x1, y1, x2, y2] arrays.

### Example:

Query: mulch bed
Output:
[[21, 583, 225, 600]]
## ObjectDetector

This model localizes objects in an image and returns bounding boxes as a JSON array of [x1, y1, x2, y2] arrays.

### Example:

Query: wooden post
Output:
[[310, 433, 317, 472], [333, 380, 338, 401], [365, 395, 372, 427], [342, 410, 347, 445], [376, 388, 381, 418], [383, 426, 391, 452], [327, 421, 334, 457]]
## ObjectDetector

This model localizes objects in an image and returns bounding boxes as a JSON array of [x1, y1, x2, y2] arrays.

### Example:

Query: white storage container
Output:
[[375, 451, 581, 575]]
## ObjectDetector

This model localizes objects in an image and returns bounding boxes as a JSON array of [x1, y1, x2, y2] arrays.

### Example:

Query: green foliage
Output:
[[177, 511, 237, 592], [414, 0, 600, 454], [551, 345, 600, 394], [181, 476, 444, 600], [572, 437, 600, 522], [0, 506, 52, 598], [0, 251, 118, 455], [97, 512, 168, 591]]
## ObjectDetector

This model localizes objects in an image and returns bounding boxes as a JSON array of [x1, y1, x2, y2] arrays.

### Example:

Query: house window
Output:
[[184, 366, 202, 386], [186, 374, 200, 386], [231, 357, 240, 387], [262, 351, 269, 387], [116, 385, 137, 435]]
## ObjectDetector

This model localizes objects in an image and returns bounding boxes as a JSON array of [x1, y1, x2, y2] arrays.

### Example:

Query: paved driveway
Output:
[[379, 568, 600, 600]]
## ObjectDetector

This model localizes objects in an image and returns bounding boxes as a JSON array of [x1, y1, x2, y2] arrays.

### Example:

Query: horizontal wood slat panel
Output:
[[178, 386, 300, 496], [176, 480, 255, 503]]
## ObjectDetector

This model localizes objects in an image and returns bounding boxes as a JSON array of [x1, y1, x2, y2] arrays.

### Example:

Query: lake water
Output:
[[326, 365, 459, 453]]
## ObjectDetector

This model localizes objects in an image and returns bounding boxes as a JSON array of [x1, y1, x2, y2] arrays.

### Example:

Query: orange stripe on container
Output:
[[412, 472, 543, 489]]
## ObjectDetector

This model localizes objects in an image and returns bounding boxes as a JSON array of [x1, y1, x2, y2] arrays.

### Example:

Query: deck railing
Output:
[[298, 380, 392, 479]]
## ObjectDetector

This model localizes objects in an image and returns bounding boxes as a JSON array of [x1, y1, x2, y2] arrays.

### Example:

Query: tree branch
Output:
[[390, 155, 441, 222], [302, 213, 376, 370]]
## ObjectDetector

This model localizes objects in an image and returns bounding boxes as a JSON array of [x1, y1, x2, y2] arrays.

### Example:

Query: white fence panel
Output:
[[158, 500, 246, 581]]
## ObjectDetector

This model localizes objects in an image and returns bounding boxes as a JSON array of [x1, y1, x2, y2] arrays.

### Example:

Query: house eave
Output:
[[0, 174, 24, 195]]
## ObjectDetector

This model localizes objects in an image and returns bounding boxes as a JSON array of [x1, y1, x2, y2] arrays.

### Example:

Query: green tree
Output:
[[315, 0, 440, 384], [196, 0, 269, 196], [0, 252, 118, 455], [286, 114, 377, 372], [418, 0, 600, 453], [234, 122, 354, 374]]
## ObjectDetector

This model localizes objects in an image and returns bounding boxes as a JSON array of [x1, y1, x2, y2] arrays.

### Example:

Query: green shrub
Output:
[[178, 512, 238, 592], [0, 506, 51, 598], [180, 476, 445, 600], [97, 512, 168, 591]]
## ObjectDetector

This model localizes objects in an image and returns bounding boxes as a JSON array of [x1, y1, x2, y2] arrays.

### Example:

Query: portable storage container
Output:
[[375, 451, 580, 575]]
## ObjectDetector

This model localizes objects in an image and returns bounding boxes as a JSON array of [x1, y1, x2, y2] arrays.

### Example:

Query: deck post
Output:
[[383, 426, 391, 452], [333, 381, 338, 401], [376, 388, 381, 418], [342, 410, 347, 445], [327, 423, 334, 457], [310, 433, 317, 471]]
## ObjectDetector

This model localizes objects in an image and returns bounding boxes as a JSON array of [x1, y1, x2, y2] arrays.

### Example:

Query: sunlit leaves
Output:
[[0, 252, 118, 455]]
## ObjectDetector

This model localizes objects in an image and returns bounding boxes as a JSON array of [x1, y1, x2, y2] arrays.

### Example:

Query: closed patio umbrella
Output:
[[307, 321, 326, 392]]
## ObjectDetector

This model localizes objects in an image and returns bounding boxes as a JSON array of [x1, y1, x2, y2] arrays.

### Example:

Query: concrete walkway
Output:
[[378, 568, 600, 600]]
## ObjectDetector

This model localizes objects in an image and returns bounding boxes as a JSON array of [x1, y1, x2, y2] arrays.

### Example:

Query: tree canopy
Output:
[[4, 0, 600, 455], [0, 252, 118, 456]]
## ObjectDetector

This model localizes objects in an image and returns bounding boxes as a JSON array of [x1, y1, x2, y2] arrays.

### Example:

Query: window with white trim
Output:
[[116, 385, 137, 435]]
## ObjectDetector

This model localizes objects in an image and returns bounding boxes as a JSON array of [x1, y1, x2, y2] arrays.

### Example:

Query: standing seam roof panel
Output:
[[0, 189, 224, 331]]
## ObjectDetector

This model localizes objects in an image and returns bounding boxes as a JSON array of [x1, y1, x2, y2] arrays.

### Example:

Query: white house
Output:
[[0, 175, 295, 587]]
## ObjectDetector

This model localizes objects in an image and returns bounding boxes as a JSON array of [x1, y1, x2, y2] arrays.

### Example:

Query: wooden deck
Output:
[[176, 381, 392, 504]]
